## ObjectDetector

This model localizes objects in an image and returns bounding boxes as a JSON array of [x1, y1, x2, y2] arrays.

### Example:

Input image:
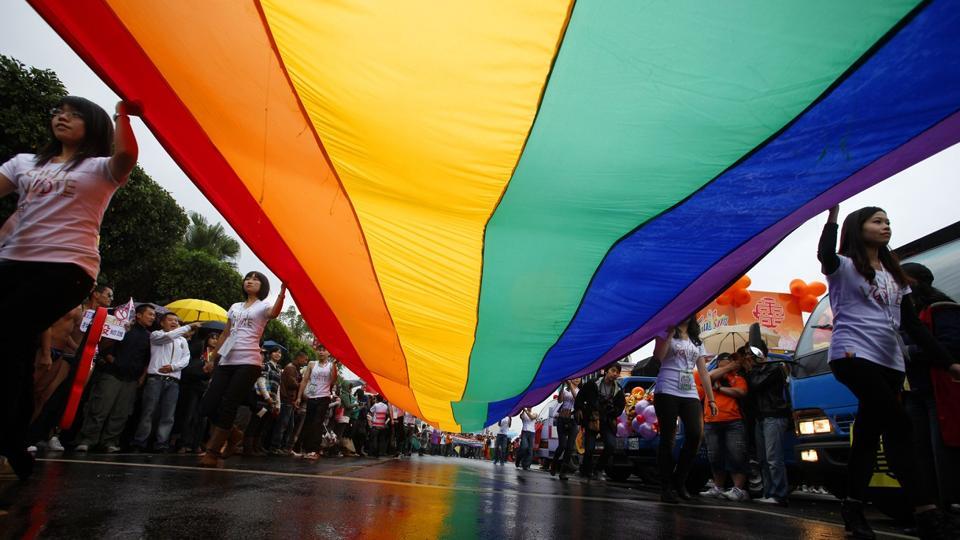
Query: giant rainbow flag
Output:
[[30, 0, 960, 430]]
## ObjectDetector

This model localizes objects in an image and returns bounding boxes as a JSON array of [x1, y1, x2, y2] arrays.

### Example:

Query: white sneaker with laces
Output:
[[700, 486, 724, 498], [27, 445, 38, 453], [723, 487, 750, 502], [104, 445, 121, 453], [74, 444, 89, 452], [48, 436, 65, 452], [754, 497, 778, 504]]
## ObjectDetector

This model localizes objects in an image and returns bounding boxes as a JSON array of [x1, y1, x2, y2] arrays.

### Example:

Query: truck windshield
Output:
[[793, 296, 833, 378]]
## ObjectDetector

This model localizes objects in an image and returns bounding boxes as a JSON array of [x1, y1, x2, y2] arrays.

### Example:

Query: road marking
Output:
[[37, 458, 910, 539]]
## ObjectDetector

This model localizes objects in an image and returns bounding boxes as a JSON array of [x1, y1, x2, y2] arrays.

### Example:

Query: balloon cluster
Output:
[[619, 387, 658, 440], [783, 279, 827, 314], [716, 275, 752, 308]]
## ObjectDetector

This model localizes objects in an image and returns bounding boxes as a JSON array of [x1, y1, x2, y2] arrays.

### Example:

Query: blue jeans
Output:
[[133, 376, 180, 449], [271, 402, 295, 450], [517, 430, 535, 468], [704, 420, 747, 475], [755, 416, 790, 500], [494, 434, 509, 464], [552, 416, 578, 473]]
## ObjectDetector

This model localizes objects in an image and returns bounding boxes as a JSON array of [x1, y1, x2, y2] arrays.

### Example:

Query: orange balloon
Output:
[[733, 288, 752, 307], [790, 279, 806, 297], [717, 292, 732, 306], [799, 295, 818, 312], [786, 302, 802, 315], [736, 275, 752, 290], [631, 387, 643, 395], [808, 281, 827, 296]]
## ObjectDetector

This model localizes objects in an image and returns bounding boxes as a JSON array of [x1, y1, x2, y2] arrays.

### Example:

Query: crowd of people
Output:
[[1, 96, 959, 539], [23, 283, 475, 463], [532, 203, 960, 540]]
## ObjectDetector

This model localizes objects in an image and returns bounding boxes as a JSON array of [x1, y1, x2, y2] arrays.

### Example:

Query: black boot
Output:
[[660, 485, 680, 504], [840, 500, 875, 540], [674, 478, 697, 501], [7, 450, 35, 481], [915, 508, 958, 540]]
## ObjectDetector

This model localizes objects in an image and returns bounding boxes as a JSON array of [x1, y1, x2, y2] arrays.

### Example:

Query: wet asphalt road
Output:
[[0, 453, 909, 539]]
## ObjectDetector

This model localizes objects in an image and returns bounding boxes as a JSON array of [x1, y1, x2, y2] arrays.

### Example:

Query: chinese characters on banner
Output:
[[80, 298, 136, 341], [697, 290, 804, 351]]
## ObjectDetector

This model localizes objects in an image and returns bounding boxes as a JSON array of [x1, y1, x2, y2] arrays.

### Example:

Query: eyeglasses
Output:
[[50, 107, 84, 120]]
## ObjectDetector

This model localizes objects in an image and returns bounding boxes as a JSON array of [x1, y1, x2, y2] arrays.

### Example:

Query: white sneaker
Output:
[[104, 445, 122, 453], [74, 444, 89, 452], [48, 436, 65, 452], [754, 497, 778, 504], [27, 445, 38, 454], [700, 486, 724, 498], [722, 487, 750, 502]]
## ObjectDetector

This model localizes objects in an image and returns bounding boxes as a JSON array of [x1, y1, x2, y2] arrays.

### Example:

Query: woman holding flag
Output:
[[0, 97, 140, 479]]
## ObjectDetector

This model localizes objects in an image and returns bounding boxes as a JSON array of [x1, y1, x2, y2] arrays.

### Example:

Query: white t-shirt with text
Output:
[[656, 337, 707, 399], [221, 300, 271, 366], [304, 360, 335, 399], [0, 154, 123, 279]]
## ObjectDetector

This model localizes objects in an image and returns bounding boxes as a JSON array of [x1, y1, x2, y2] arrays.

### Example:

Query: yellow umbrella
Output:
[[165, 299, 228, 323]]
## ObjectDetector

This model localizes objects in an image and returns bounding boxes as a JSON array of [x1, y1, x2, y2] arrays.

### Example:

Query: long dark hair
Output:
[[902, 263, 953, 311], [243, 271, 271, 300], [838, 206, 911, 287], [674, 317, 702, 346], [35, 96, 113, 170]]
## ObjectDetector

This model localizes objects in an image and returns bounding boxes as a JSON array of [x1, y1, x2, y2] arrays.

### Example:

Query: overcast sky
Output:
[[4, 3, 959, 415]]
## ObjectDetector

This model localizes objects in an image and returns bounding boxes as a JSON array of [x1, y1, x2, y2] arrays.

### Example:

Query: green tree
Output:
[[98, 166, 189, 302], [153, 247, 244, 309], [183, 211, 240, 264], [279, 305, 313, 342], [0, 55, 67, 222]]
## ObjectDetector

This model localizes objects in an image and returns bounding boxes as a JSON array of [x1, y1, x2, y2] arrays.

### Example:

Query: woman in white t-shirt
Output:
[[0, 97, 140, 479], [819, 205, 958, 538], [295, 341, 338, 459], [653, 318, 717, 503], [550, 378, 579, 480], [200, 271, 286, 467]]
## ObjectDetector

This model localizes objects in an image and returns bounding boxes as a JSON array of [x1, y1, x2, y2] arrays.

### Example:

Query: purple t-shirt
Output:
[[826, 255, 911, 371]]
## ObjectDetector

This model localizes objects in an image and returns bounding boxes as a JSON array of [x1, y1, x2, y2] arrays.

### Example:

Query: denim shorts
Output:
[[703, 419, 747, 474]]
